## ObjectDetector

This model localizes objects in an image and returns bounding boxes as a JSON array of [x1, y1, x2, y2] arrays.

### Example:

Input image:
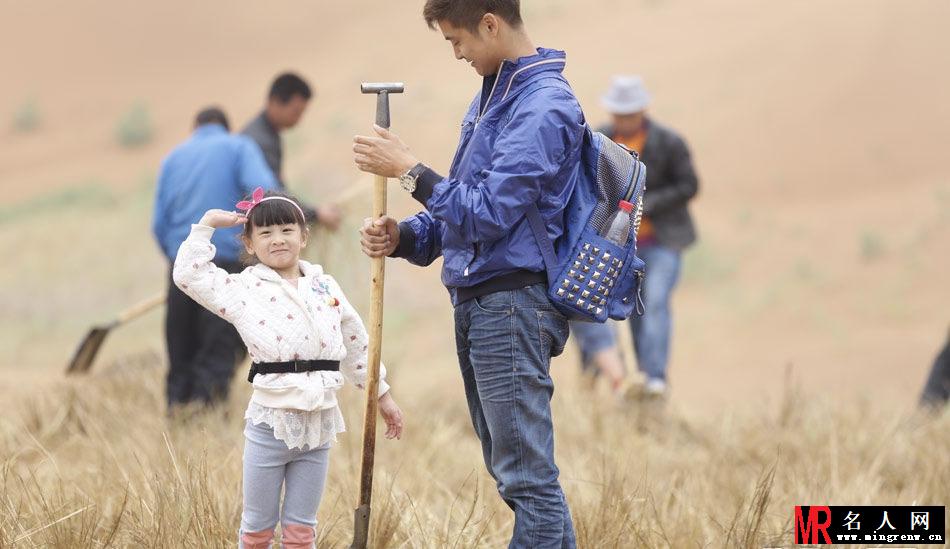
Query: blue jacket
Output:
[[152, 124, 278, 262], [398, 48, 585, 302]]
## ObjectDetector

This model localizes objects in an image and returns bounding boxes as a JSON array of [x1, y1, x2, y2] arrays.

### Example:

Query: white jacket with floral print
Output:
[[173, 224, 388, 449]]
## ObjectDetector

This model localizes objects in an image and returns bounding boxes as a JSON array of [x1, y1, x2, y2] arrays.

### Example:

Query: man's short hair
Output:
[[423, 0, 522, 32], [194, 106, 230, 131], [268, 72, 312, 104]]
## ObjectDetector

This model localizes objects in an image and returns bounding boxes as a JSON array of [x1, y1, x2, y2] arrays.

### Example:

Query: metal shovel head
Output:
[[66, 325, 111, 374], [349, 504, 371, 549]]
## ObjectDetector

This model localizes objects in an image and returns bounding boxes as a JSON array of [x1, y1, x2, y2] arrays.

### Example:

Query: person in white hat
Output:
[[571, 75, 700, 401]]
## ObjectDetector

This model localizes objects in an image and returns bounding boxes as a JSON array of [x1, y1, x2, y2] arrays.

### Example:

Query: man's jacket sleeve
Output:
[[391, 212, 443, 267], [644, 134, 698, 216], [423, 88, 582, 244]]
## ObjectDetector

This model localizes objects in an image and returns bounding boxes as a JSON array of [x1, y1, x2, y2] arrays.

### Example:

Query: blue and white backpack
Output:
[[526, 126, 647, 323]]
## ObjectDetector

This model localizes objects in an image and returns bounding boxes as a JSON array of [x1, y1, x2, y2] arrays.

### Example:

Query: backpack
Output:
[[526, 126, 647, 322]]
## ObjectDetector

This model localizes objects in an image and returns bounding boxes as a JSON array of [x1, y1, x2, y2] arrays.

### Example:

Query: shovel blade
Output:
[[349, 504, 371, 549], [66, 326, 110, 375]]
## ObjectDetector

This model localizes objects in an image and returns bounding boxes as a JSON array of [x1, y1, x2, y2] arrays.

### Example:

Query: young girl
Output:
[[173, 188, 403, 549]]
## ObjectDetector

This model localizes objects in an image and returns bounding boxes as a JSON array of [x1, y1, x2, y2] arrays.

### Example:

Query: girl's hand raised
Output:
[[378, 391, 403, 440], [199, 209, 247, 229]]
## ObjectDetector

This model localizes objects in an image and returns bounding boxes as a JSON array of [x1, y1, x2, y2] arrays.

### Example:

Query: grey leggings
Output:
[[240, 420, 331, 535]]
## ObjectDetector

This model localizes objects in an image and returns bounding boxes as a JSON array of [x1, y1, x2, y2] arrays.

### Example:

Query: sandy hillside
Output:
[[1, 0, 949, 415]]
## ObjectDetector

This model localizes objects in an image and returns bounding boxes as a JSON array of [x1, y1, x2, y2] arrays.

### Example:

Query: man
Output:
[[570, 75, 700, 398], [354, 1, 583, 546], [242, 72, 342, 230], [153, 107, 278, 408]]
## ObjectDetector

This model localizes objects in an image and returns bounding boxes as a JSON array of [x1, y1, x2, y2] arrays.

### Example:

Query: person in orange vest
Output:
[[570, 75, 699, 399]]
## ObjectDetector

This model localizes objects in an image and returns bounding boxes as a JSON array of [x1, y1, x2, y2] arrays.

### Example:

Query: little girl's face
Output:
[[243, 223, 308, 272]]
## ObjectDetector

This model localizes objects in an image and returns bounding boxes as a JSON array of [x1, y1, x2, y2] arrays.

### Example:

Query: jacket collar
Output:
[[248, 260, 324, 283], [192, 124, 228, 138], [255, 110, 280, 137], [478, 47, 567, 120]]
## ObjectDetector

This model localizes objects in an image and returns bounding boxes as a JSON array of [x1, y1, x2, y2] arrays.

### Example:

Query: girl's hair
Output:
[[241, 190, 308, 237]]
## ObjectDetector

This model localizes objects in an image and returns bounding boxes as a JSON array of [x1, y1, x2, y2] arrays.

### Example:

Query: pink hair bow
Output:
[[236, 187, 265, 213]]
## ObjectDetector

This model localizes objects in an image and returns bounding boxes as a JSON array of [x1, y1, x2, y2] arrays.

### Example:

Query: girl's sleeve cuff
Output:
[[189, 224, 216, 241]]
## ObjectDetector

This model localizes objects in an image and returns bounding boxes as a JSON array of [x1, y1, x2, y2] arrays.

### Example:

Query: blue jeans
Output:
[[629, 244, 682, 381], [454, 283, 576, 549], [570, 320, 617, 368]]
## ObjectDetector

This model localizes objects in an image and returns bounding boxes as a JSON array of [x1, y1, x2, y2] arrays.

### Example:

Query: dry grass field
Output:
[[2, 0, 949, 547], [2, 354, 947, 548]]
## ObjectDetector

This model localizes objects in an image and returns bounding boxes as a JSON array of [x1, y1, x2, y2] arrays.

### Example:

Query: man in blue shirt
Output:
[[153, 107, 278, 408]]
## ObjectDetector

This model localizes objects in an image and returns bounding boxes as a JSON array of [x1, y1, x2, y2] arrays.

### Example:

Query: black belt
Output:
[[247, 359, 340, 383], [455, 270, 548, 304]]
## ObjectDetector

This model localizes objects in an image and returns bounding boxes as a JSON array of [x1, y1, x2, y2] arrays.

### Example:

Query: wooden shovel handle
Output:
[[357, 174, 387, 507], [115, 294, 165, 325]]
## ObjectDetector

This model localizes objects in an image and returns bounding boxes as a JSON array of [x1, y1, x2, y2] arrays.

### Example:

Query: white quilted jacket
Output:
[[173, 224, 389, 449]]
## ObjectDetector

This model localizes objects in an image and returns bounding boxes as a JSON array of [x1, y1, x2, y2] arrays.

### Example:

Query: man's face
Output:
[[612, 112, 646, 137], [267, 94, 309, 131], [438, 18, 502, 77]]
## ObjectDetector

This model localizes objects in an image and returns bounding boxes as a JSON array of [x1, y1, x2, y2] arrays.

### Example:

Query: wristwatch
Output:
[[398, 162, 427, 194]]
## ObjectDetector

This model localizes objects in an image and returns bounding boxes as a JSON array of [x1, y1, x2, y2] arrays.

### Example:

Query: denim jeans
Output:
[[570, 320, 617, 369], [629, 244, 682, 381], [454, 283, 576, 549]]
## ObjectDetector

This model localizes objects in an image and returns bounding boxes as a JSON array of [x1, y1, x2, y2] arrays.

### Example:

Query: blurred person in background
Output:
[[152, 107, 278, 409], [241, 72, 342, 231], [570, 75, 699, 399], [920, 327, 950, 410]]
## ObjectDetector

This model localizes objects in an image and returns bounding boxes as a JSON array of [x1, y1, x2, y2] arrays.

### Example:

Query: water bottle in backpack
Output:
[[602, 200, 634, 246]]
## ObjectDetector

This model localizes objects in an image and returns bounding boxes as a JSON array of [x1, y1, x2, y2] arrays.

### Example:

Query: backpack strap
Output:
[[526, 204, 559, 285]]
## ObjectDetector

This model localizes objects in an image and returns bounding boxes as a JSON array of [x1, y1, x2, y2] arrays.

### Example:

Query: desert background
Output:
[[1, 1, 948, 547]]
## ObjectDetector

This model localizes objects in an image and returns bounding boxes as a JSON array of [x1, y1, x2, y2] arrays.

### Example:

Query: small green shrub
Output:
[[12, 98, 41, 133], [115, 102, 154, 148], [860, 230, 885, 262]]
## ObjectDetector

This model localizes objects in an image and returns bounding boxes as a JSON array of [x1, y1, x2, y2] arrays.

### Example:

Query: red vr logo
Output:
[[795, 506, 832, 544]]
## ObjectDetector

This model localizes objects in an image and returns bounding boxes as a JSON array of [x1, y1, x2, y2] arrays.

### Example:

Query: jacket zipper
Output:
[[463, 243, 479, 277], [464, 56, 565, 277], [475, 60, 506, 129], [467, 61, 504, 275]]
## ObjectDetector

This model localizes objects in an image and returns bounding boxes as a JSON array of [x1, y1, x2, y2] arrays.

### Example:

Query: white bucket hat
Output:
[[600, 75, 651, 115]]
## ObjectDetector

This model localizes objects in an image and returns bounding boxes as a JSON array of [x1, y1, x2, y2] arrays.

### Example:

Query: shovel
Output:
[[65, 293, 164, 374], [350, 81, 404, 549]]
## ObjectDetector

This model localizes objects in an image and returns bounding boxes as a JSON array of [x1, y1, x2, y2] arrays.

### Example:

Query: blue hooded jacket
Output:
[[397, 48, 585, 303]]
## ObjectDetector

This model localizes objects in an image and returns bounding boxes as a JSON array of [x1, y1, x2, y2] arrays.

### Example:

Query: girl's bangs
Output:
[[248, 199, 305, 228]]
